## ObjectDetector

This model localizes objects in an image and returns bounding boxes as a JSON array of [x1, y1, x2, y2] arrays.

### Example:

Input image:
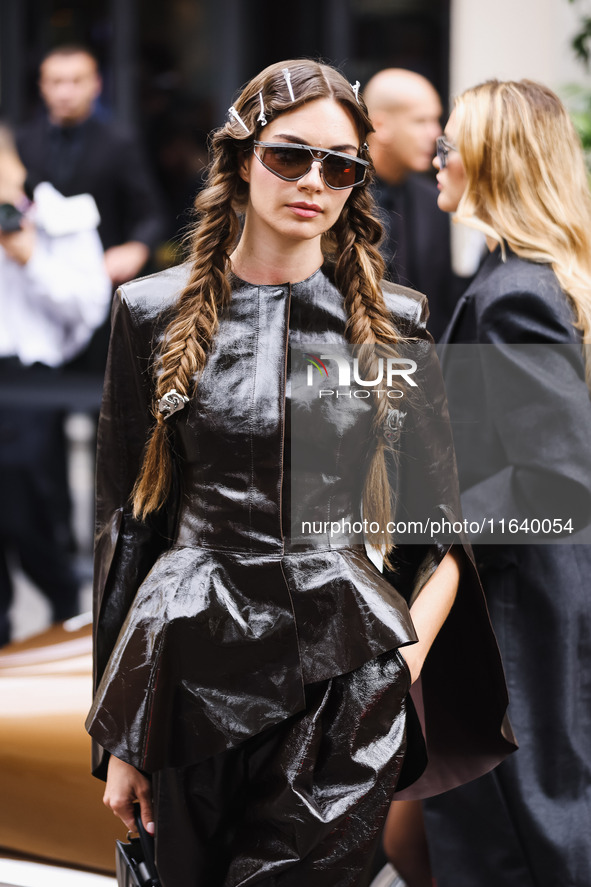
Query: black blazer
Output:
[[439, 245, 591, 546], [426, 252, 591, 886], [17, 115, 165, 252]]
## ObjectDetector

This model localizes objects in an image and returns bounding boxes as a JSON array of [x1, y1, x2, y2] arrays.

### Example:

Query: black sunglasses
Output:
[[253, 141, 370, 190], [436, 136, 458, 169]]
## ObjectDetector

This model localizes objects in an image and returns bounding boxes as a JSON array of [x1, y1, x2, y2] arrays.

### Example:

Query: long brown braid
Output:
[[132, 59, 409, 558], [331, 185, 403, 556], [131, 144, 242, 517]]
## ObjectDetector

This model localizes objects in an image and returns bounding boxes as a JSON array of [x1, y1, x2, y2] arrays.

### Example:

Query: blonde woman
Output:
[[417, 79, 591, 887], [85, 61, 513, 886]]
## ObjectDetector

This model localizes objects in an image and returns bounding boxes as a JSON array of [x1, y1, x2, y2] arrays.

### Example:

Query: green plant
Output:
[[562, 2, 591, 170], [567, 0, 591, 65], [561, 83, 591, 169]]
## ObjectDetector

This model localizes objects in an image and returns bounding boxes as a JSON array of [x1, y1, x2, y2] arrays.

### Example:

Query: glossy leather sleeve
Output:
[[90, 280, 179, 778]]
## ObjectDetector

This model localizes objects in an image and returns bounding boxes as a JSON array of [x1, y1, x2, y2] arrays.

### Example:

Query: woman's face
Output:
[[239, 97, 360, 248], [433, 109, 467, 214]]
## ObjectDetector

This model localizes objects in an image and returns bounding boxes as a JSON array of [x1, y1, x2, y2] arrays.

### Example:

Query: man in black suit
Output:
[[11, 47, 165, 629], [17, 45, 164, 291], [364, 69, 463, 341]]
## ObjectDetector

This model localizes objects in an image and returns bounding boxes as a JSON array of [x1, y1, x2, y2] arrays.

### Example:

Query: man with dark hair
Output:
[[11, 47, 165, 628], [364, 68, 463, 341], [18, 44, 164, 297]]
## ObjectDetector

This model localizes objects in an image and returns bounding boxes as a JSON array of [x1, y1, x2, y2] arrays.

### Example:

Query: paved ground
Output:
[[0, 858, 115, 887]]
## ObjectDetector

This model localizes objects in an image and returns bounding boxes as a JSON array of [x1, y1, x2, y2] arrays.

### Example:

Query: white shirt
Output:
[[0, 183, 111, 367]]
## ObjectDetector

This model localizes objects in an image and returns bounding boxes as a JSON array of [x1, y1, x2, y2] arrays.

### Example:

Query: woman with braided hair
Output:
[[86, 59, 514, 886]]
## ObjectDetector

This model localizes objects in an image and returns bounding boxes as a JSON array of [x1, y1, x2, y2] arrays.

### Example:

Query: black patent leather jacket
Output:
[[86, 263, 515, 798]]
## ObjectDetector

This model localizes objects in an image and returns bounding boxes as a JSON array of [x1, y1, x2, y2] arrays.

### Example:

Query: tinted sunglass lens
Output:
[[323, 155, 360, 188], [262, 146, 310, 179], [436, 139, 448, 169]]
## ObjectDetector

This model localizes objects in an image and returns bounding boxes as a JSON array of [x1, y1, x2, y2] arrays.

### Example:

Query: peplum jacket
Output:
[[85, 262, 515, 798]]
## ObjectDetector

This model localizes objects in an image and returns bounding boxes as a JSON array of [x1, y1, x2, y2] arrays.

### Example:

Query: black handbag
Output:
[[115, 803, 161, 887]]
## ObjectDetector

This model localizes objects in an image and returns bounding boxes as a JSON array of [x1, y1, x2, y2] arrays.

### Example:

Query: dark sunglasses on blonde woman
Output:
[[435, 135, 458, 169], [253, 141, 370, 189]]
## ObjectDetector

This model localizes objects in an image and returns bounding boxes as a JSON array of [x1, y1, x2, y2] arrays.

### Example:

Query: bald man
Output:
[[365, 69, 462, 340]]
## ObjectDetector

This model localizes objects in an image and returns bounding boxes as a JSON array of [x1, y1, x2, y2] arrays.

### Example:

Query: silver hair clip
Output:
[[350, 80, 361, 103], [282, 67, 295, 102], [384, 409, 406, 443], [228, 105, 249, 133], [158, 388, 189, 419], [257, 91, 267, 126]]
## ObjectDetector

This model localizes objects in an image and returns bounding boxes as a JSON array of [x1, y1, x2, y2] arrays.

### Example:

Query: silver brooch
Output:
[[158, 388, 189, 419], [384, 409, 406, 442]]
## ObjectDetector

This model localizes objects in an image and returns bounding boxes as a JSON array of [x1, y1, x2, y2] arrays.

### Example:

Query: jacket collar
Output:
[[439, 244, 503, 345]]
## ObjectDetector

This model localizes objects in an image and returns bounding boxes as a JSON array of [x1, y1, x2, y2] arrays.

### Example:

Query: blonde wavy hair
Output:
[[132, 59, 403, 556], [453, 79, 591, 383]]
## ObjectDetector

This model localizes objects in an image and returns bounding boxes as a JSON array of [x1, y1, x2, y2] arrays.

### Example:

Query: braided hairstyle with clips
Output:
[[132, 59, 412, 557]]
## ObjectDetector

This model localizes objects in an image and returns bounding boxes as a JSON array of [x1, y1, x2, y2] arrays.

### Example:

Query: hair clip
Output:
[[228, 105, 249, 133], [158, 388, 189, 419], [384, 408, 406, 442], [257, 91, 267, 126], [350, 80, 361, 103], [282, 67, 295, 102]]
